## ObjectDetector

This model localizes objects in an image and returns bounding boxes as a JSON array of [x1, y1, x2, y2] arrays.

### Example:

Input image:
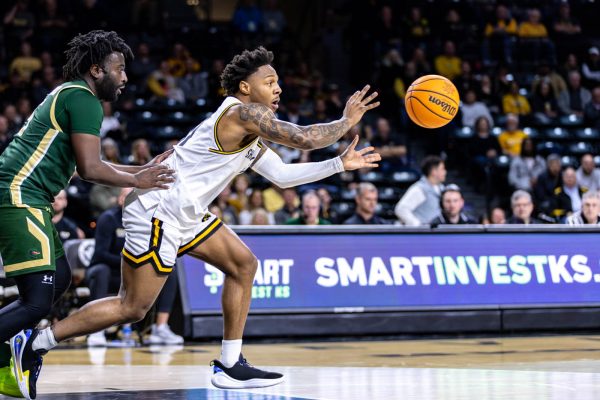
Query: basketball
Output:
[[405, 75, 460, 129]]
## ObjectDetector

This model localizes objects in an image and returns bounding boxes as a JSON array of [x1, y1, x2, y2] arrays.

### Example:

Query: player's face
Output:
[[247, 65, 281, 112], [97, 52, 128, 102]]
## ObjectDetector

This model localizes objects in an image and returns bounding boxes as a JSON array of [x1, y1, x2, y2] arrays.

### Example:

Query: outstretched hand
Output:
[[134, 164, 176, 189], [343, 84, 380, 126], [340, 135, 381, 171]]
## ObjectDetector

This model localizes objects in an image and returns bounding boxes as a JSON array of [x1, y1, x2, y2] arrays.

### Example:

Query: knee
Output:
[[120, 301, 152, 323], [20, 298, 52, 322], [230, 252, 258, 282]]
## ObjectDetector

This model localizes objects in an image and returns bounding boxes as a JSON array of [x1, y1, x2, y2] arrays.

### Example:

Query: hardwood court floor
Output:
[[4, 335, 600, 399]]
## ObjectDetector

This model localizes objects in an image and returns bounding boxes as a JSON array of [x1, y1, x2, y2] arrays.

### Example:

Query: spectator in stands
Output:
[[2, 0, 35, 58], [375, 49, 405, 119], [167, 43, 199, 78], [461, 89, 493, 129], [127, 138, 152, 166], [565, 191, 600, 225], [533, 153, 563, 213], [483, 4, 517, 66], [250, 208, 272, 225], [274, 188, 300, 225], [343, 182, 390, 224], [129, 42, 158, 89], [531, 64, 567, 100], [517, 8, 555, 65], [507, 190, 542, 224], [179, 58, 208, 102], [403, 6, 430, 50], [31, 65, 58, 106], [487, 206, 507, 224], [454, 61, 477, 96], [238, 189, 274, 225], [582, 47, 600, 87], [531, 80, 560, 125], [9, 41, 41, 83], [262, 0, 287, 45], [229, 174, 251, 214], [552, 3, 582, 60], [147, 60, 185, 103], [395, 155, 446, 226], [52, 190, 85, 243], [317, 187, 339, 224], [434, 40, 461, 81], [373, 6, 402, 56], [430, 184, 476, 227], [37, 0, 70, 54], [370, 117, 408, 173], [214, 186, 239, 226], [561, 53, 581, 80], [576, 153, 600, 192], [86, 188, 183, 346], [558, 71, 591, 117], [408, 47, 432, 77], [508, 138, 546, 191], [0, 116, 11, 154], [583, 87, 600, 129], [550, 166, 586, 220], [477, 74, 499, 114], [3, 105, 23, 137], [232, 0, 263, 35], [99, 103, 124, 139], [285, 191, 331, 225], [498, 113, 527, 157], [468, 116, 501, 192], [502, 81, 531, 117]]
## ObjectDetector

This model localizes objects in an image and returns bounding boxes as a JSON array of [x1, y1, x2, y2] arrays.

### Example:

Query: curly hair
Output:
[[220, 47, 274, 96], [63, 30, 134, 81]]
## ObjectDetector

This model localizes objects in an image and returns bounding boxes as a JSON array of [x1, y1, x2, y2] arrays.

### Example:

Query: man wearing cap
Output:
[[533, 153, 563, 213]]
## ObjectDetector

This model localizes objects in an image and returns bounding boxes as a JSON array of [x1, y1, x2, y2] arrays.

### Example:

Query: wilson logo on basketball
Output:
[[428, 95, 457, 116]]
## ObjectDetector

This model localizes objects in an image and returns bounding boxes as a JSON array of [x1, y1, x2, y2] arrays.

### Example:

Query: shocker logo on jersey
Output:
[[202, 214, 211, 222], [245, 148, 256, 161]]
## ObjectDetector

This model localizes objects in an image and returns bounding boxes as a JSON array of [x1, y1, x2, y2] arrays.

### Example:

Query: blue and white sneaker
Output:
[[210, 354, 284, 389], [10, 330, 44, 400]]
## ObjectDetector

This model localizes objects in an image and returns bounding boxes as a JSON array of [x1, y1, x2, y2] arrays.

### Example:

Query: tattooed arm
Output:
[[237, 85, 379, 150]]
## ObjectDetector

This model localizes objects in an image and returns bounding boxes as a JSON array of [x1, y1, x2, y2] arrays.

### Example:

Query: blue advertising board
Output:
[[180, 232, 600, 314]]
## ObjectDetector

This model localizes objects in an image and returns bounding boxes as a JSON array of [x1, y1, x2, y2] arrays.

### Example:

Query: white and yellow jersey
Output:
[[136, 96, 262, 228]]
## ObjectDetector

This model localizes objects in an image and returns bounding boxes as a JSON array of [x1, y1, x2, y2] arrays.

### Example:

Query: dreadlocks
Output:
[[62, 30, 134, 81], [220, 47, 274, 96]]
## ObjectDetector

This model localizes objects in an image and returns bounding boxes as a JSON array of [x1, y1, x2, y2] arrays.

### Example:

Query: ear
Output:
[[239, 80, 250, 96], [90, 64, 103, 80]]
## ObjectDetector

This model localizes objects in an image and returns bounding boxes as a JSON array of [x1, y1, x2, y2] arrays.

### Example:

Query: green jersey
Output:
[[0, 80, 103, 209]]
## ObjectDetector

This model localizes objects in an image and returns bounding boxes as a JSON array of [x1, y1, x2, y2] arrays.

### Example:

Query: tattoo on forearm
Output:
[[240, 103, 350, 150]]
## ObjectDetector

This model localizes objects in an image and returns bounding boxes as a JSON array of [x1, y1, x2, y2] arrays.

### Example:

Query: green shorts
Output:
[[0, 206, 63, 278]]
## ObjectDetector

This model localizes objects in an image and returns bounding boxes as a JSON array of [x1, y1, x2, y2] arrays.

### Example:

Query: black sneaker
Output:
[[210, 354, 284, 389], [10, 329, 45, 400]]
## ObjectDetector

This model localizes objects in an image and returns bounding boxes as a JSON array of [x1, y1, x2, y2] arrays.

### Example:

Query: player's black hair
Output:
[[220, 47, 274, 96], [63, 30, 134, 81], [420, 155, 444, 177]]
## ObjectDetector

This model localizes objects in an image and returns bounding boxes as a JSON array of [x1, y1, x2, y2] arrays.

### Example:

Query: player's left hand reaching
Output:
[[340, 135, 381, 171]]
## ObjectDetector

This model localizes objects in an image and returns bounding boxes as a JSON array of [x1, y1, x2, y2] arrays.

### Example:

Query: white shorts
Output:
[[121, 192, 222, 275]]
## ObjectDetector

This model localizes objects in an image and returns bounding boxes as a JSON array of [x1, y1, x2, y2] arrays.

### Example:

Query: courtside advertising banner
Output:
[[181, 233, 600, 313]]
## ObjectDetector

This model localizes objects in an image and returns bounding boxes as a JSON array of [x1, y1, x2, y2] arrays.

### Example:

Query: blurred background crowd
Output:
[[0, 0, 600, 236]]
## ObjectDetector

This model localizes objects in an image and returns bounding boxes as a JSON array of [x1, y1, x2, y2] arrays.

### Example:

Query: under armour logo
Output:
[[42, 275, 53, 284], [245, 149, 255, 161]]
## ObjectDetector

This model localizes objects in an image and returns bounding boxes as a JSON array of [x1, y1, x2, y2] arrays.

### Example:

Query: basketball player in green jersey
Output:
[[0, 30, 175, 399]]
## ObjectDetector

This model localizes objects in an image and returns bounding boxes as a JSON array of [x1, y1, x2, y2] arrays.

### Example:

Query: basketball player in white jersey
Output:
[[15, 47, 380, 393]]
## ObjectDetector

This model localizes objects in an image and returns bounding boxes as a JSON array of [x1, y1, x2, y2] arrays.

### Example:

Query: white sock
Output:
[[32, 327, 58, 352], [221, 339, 242, 368]]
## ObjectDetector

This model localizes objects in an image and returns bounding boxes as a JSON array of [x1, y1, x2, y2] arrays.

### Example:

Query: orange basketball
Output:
[[405, 75, 460, 129]]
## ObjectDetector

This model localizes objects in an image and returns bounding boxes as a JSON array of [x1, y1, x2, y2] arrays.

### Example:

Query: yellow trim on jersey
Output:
[[177, 218, 222, 255], [213, 103, 238, 152], [122, 248, 172, 274], [3, 217, 50, 274], [49, 84, 94, 132], [208, 137, 260, 155], [27, 208, 45, 225], [9, 128, 60, 206]]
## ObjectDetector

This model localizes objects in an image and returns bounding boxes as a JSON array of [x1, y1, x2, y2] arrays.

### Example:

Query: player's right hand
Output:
[[133, 164, 176, 189], [343, 85, 380, 126]]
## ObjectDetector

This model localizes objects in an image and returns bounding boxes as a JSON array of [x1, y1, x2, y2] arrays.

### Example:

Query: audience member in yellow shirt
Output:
[[502, 82, 532, 116], [434, 41, 462, 80], [498, 114, 528, 157], [8, 41, 41, 83], [518, 9, 548, 38]]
